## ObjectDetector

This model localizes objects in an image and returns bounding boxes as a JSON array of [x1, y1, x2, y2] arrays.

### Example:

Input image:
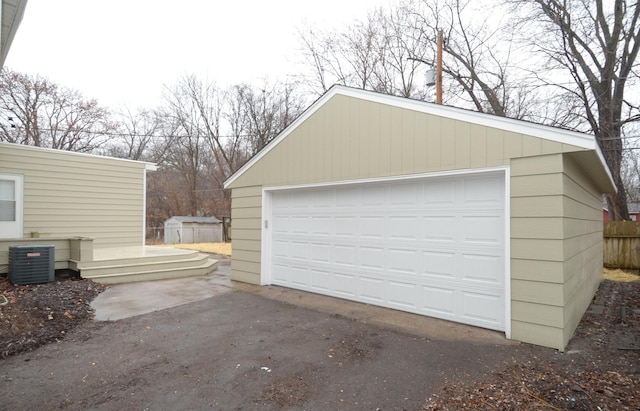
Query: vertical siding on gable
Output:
[[0, 144, 147, 248]]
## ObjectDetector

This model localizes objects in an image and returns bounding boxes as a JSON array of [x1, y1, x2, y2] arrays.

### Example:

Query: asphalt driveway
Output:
[[0, 262, 528, 410]]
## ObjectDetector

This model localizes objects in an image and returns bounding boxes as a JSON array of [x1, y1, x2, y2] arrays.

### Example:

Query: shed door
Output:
[[268, 172, 506, 331], [0, 174, 23, 239]]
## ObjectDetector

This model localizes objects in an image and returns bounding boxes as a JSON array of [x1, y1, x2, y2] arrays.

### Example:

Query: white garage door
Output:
[[268, 172, 506, 331]]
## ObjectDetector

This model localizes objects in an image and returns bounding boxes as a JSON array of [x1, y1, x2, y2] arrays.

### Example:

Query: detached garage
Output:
[[224, 85, 615, 350]]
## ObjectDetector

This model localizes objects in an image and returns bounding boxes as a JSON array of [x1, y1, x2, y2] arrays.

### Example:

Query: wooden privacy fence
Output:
[[603, 221, 640, 269]]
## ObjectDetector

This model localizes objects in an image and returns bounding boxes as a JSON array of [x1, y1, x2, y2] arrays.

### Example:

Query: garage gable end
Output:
[[225, 85, 613, 192]]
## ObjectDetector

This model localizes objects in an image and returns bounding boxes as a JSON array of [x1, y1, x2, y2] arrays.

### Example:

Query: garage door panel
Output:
[[461, 291, 503, 327], [360, 216, 385, 238], [423, 180, 456, 204], [270, 172, 505, 332], [422, 286, 456, 315], [310, 269, 332, 291], [334, 244, 357, 266], [313, 189, 333, 206], [335, 188, 357, 207], [310, 243, 330, 263], [388, 248, 419, 274], [359, 276, 385, 303], [462, 253, 504, 284], [423, 216, 457, 241], [423, 250, 456, 277], [462, 216, 503, 244], [310, 216, 332, 235], [334, 272, 357, 297], [291, 216, 310, 234], [388, 280, 419, 309], [289, 266, 310, 287], [336, 216, 358, 237], [390, 183, 419, 205], [389, 216, 419, 240], [360, 246, 385, 269], [361, 185, 387, 206], [272, 263, 289, 282], [463, 177, 503, 204]]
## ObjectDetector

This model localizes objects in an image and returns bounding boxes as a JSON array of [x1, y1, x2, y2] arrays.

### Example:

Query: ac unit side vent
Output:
[[8, 245, 55, 285]]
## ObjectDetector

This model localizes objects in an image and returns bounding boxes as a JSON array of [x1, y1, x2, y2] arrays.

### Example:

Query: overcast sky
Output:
[[5, 0, 390, 110]]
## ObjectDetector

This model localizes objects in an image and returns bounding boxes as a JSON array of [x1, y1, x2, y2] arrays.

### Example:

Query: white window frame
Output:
[[0, 173, 24, 239]]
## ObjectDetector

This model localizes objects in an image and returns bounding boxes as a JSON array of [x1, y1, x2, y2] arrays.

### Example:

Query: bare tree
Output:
[[102, 107, 163, 161], [0, 68, 116, 152], [510, 0, 640, 220], [407, 0, 536, 117], [229, 81, 305, 156], [297, 7, 428, 99], [157, 76, 214, 216]]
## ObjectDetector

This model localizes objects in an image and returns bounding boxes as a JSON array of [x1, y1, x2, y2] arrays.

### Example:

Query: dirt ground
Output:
[[1, 273, 639, 410]]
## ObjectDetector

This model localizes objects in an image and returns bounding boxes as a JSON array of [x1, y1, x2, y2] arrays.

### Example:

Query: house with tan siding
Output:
[[224, 85, 615, 350], [0, 142, 216, 283]]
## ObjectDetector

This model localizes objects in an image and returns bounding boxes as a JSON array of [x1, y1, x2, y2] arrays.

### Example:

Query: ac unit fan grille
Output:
[[8, 245, 55, 285]]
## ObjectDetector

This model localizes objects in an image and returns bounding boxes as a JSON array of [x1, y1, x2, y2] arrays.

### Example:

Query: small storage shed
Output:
[[223, 85, 616, 350], [164, 216, 222, 244]]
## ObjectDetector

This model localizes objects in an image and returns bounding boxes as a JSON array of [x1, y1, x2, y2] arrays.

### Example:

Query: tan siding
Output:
[[511, 279, 563, 306], [0, 143, 147, 248], [486, 130, 505, 166], [426, 114, 442, 171], [231, 185, 262, 198], [230, 266, 261, 284], [512, 321, 564, 351], [511, 196, 564, 217], [511, 238, 564, 261], [454, 120, 471, 169], [509, 154, 566, 349], [469, 124, 487, 168], [559, 155, 604, 348], [232, 249, 261, 265], [231, 207, 262, 219], [511, 174, 563, 197], [512, 301, 564, 328], [231, 218, 261, 230], [510, 153, 563, 176], [229, 185, 262, 283], [510, 259, 564, 283], [511, 218, 564, 239]]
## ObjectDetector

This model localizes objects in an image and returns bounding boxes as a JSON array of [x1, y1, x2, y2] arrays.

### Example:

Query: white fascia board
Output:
[[224, 85, 604, 188], [0, 141, 157, 170]]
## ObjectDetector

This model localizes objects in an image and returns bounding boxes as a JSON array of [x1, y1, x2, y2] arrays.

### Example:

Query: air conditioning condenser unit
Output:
[[8, 245, 55, 285]]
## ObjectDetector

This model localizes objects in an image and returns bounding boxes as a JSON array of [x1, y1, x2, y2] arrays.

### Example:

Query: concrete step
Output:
[[73, 255, 211, 276], [83, 258, 218, 284], [70, 248, 200, 269]]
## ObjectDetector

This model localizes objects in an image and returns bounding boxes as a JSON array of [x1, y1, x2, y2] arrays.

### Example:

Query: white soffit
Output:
[[224, 85, 603, 188], [1, 0, 28, 68]]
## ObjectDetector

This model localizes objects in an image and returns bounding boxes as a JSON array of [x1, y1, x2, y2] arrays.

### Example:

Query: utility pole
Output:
[[436, 29, 443, 105], [409, 29, 444, 104]]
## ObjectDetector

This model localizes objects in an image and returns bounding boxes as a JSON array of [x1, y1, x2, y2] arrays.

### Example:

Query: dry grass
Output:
[[158, 242, 232, 256], [603, 267, 640, 282]]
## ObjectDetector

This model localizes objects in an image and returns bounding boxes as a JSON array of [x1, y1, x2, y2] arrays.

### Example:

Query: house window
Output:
[[0, 174, 23, 239], [0, 179, 17, 221]]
